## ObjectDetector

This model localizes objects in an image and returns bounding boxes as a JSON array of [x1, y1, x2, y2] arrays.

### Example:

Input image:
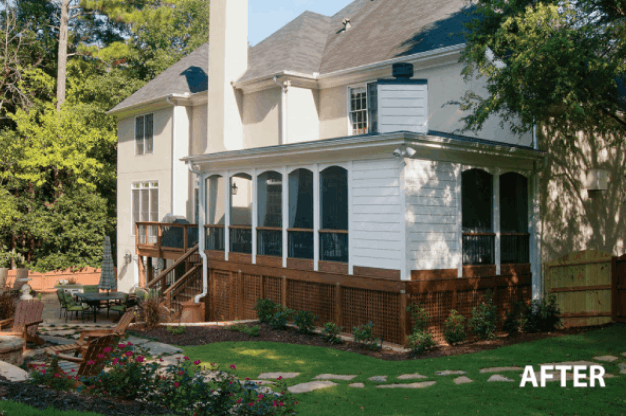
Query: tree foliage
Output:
[[458, 0, 626, 138], [0, 0, 209, 271]]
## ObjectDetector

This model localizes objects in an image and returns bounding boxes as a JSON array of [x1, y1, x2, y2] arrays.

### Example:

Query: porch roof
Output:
[[182, 131, 546, 172]]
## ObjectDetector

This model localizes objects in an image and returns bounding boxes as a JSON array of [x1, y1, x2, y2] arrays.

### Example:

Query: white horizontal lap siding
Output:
[[351, 159, 403, 271], [405, 159, 460, 271], [378, 83, 428, 134]]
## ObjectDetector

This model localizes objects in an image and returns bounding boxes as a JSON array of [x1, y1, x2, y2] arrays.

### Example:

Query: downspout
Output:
[[274, 77, 289, 145], [188, 162, 208, 303], [166, 97, 176, 214]]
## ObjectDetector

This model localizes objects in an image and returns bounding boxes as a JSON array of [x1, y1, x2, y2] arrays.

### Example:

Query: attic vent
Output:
[[342, 18, 351, 32], [392, 63, 414, 79]]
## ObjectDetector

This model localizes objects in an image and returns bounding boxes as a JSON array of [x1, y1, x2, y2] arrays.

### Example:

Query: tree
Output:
[[457, 0, 626, 139]]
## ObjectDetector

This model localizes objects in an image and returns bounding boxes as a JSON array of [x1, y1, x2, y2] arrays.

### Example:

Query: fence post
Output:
[[399, 289, 407, 344], [335, 282, 342, 327], [260, 275, 265, 300], [229, 272, 235, 319], [281, 276, 288, 308], [238, 271, 244, 318]]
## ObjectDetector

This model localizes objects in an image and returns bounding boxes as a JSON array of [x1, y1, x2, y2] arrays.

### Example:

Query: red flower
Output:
[[277, 376, 283, 380], [183, 356, 189, 360], [279, 402, 284, 407], [258, 394, 264, 399], [86, 360, 95, 365], [229, 364, 236, 370], [126, 341, 133, 346], [179, 371, 184, 376], [245, 377, 250, 381], [174, 382, 180, 387], [248, 403, 254, 407], [97, 354, 105, 359], [236, 399, 242, 404], [194, 360, 201, 365], [125, 351, 133, 357], [118, 344, 126, 349], [136, 356, 144, 363]]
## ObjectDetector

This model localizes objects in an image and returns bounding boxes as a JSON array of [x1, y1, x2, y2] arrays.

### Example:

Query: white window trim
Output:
[[134, 113, 154, 156], [131, 181, 159, 236], [347, 83, 377, 136]]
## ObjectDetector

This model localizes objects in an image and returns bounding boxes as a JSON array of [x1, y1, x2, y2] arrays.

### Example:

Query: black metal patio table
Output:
[[74, 292, 126, 323]]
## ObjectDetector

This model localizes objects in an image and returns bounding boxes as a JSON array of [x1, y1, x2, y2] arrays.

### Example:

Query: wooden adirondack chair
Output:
[[44, 310, 135, 357], [51, 334, 117, 379], [0, 300, 44, 351]]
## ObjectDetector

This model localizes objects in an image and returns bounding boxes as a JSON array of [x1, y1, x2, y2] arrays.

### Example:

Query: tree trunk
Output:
[[56, 0, 70, 112]]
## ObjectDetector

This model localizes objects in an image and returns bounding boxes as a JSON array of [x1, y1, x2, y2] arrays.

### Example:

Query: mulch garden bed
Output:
[[0, 376, 169, 416], [130, 322, 606, 361]]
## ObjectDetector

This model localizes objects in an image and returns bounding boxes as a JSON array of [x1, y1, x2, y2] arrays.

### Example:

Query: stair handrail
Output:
[[145, 244, 199, 289], [163, 264, 202, 298]]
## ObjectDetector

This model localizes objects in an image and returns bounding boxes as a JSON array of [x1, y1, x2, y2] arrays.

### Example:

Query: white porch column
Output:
[[224, 171, 231, 261], [348, 161, 354, 275], [251, 169, 258, 264], [530, 169, 542, 299], [456, 164, 463, 278], [494, 168, 501, 275], [282, 168, 288, 268], [313, 164, 320, 271]]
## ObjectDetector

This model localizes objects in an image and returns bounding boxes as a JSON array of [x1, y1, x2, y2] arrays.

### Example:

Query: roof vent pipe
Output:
[[342, 18, 351, 32]]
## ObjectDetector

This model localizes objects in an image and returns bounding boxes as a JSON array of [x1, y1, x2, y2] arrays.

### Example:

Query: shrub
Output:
[[227, 323, 260, 337], [254, 298, 278, 324], [140, 289, 161, 328], [521, 295, 562, 333], [79, 342, 160, 399], [443, 310, 466, 345], [468, 290, 499, 340], [406, 303, 430, 333], [353, 321, 379, 350], [322, 322, 343, 344], [28, 357, 77, 391], [166, 325, 187, 335], [406, 331, 436, 356], [293, 310, 318, 334], [268, 307, 294, 330], [503, 301, 525, 335]]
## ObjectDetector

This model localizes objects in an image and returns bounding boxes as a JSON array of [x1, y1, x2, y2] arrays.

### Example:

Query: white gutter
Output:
[[274, 76, 289, 144], [188, 163, 208, 303]]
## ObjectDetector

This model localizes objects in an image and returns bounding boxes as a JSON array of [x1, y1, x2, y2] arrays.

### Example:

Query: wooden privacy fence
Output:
[[204, 261, 532, 345], [544, 250, 613, 327], [612, 253, 626, 323]]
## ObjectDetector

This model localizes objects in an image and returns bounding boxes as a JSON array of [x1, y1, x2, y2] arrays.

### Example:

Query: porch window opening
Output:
[[288, 168, 314, 259], [132, 181, 158, 244], [229, 173, 252, 254], [205, 175, 225, 251], [462, 169, 494, 265], [349, 87, 368, 135], [500, 172, 530, 264], [320, 166, 348, 263], [257, 171, 283, 257], [135, 113, 154, 155]]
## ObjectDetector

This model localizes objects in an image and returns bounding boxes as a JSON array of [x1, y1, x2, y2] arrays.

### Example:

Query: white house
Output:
[[108, 0, 546, 343]]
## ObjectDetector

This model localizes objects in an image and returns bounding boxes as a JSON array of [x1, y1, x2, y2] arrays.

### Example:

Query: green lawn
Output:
[[2, 324, 625, 415], [0, 401, 106, 416], [181, 324, 626, 416]]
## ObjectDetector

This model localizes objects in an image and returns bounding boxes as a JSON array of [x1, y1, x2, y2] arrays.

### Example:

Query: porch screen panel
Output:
[[132, 185, 140, 235], [320, 166, 348, 263], [230, 173, 252, 254], [288, 169, 313, 259], [462, 169, 494, 265], [149, 184, 158, 243], [205, 175, 225, 251], [257, 171, 282, 257], [500, 173, 529, 264]]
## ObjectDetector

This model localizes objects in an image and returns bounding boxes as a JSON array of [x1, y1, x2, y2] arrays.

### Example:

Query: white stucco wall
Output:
[[242, 87, 280, 149], [286, 87, 320, 144]]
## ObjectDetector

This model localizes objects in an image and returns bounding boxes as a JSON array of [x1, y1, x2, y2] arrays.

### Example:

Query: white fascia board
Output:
[[182, 131, 546, 172], [107, 92, 204, 118]]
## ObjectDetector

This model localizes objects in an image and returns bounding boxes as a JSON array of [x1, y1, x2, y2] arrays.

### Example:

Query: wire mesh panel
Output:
[[341, 287, 402, 345], [242, 274, 262, 319], [263, 276, 282, 305], [408, 291, 452, 341], [211, 271, 231, 321], [286, 280, 335, 325]]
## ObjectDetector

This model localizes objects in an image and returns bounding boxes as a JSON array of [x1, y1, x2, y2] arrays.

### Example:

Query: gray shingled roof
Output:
[[110, 43, 208, 112], [112, 0, 473, 112]]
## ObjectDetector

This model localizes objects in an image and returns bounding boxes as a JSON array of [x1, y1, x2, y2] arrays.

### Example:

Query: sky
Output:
[[248, 0, 353, 45]]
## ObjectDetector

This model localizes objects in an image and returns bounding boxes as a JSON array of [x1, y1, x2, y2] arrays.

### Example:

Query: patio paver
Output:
[[313, 374, 357, 381], [287, 381, 337, 393], [368, 375, 387, 382], [436, 370, 466, 376], [487, 375, 514, 382], [142, 341, 183, 356], [618, 363, 626, 375], [349, 383, 365, 388], [397, 373, 427, 380], [593, 355, 619, 362], [376, 381, 436, 389], [453, 376, 473, 385], [0, 361, 29, 382], [258, 372, 300, 379], [479, 366, 523, 373]]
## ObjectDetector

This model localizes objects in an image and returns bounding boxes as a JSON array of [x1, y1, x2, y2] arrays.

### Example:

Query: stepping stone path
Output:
[[487, 375, 514, 382], [0, 361, 29, 382], [287, 381, 337, 394], [479, 367, 523, 373], [376, 381, 436, 389], [368, 375, 387, 382], [124, 335, 151, 345], [397, 373, 427, 380], [621, 352, 626, 357], [436, 370, 466, 376], [593, 355, 619, 362], [313, 374, 356, 381], [618, 364, 626, 375], [454, 376, 473, 385], [40, 335, 76, 345], [258, 372, 300, 379], [142, 341, 183, 357], [349, 383, 365, 388], [45, 330, 76, 336]]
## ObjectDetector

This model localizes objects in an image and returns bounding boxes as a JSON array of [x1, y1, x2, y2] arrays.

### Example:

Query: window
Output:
[[132, 181, 158, 244], [319, 166, 348, 263], [257, 171, 283, 257], [135, 113, 154, 155], [288, 169, 314, 259], [205, 175, 225, 251], [461, 169, 494, 265], [349, 84, 378, 136], [500, 173, 529, 264], [229, 173, 252, 254]]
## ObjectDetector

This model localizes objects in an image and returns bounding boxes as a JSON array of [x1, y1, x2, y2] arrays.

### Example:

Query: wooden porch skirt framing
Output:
[[204, 260, 532, 345]]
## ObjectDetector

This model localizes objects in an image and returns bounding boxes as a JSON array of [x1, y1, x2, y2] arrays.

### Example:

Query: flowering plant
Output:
[[79, 341, 160, 399], [28, 357, 78, 391]]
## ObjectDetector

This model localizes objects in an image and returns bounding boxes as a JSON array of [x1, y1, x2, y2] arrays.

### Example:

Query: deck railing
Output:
[[136, 221, 198, 253]]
